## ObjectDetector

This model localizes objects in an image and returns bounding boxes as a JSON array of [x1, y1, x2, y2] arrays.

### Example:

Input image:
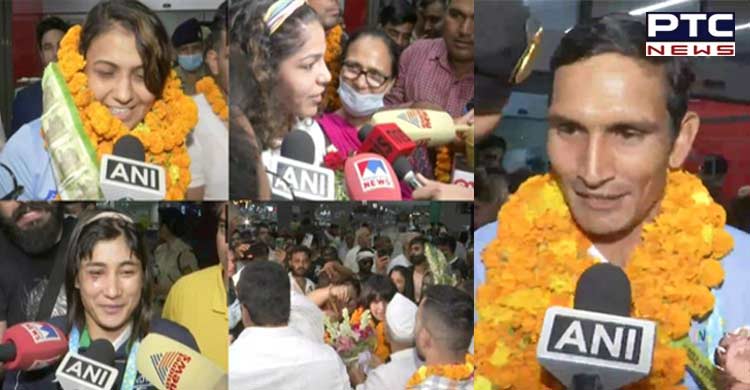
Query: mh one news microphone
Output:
[[270, 131, 335, 201], [0, 321, 68, 371], [344, 153, 402, 200], [357, 123, 416, 163], [56, 339, 118, 390], [136, 333, 226, 390], [537, 263, 656, 390], [99, 135, 166, 200], [371, 109, 469, 147]]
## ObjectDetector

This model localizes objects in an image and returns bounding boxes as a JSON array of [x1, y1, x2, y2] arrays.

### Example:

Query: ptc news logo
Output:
[[646, 12, 735, 56]]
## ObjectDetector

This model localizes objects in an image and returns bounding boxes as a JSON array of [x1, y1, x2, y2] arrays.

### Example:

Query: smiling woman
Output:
[[2, 209, 200, 390], [0, 0, 197, 201]]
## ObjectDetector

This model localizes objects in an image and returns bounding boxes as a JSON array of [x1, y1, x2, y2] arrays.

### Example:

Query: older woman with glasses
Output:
[[316, 27, 400, 161]]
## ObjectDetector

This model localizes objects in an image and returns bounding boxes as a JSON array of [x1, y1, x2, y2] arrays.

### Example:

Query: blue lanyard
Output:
[[68, 327, 140, 390]]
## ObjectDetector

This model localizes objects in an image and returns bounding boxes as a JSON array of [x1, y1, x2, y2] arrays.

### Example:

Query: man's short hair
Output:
[[379, 1, 417, 26], [550, 14, 694, 137], [421, 285, 473, 353], [436, 235, 456, 253], [477, 134, 506, 152], [36, 16, 69, 49], [208, 1, 227, 51], [237, 261, 290, 326], [290, 245, 312, 261], [409, 236, 428, 248]]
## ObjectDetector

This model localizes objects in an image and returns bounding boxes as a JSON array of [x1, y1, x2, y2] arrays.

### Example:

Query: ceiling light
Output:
[[628, 0, 692, 16]]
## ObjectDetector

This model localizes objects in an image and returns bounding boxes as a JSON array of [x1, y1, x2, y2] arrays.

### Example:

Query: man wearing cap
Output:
[[172, 18, 209, 95], [356, 248, 376, 282], [350, 293, 422, 390]]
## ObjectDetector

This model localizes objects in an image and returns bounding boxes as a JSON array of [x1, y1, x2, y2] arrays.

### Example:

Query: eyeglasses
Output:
[[0, 163, 24, 200], [340, 61, 391, 89]]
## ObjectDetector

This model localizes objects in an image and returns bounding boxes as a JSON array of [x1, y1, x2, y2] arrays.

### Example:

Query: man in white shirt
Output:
[[230, 260, 350, 390], [289, 245, 316, 294], [344, 226, 372, 272], [387, 232, 419, 273], [187, 2, 228, 200], [338, 230, 354, 263], [351, 293, 422, 390]]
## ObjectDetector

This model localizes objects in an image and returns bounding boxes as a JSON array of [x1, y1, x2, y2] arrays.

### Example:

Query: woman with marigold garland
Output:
[[0, 0, 197, 200], [474, 14, 750, 390]]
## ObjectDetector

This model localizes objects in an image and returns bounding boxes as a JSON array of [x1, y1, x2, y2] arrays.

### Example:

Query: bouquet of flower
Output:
[[323, 146, 350, 200], [324, 307, 376, 364]]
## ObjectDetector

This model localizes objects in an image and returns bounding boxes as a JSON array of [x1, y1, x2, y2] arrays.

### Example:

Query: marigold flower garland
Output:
[[475, 170, 733, 389], [434, 145, 452, 183], [195, 76, 228, 121], [374, 321, 390, 362], [55, 25, 196, 200], [323, 24, 344, 112], [407, 354, 474, 388]]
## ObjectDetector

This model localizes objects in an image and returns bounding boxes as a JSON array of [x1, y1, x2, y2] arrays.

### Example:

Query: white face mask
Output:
[[337, 76, 387, 117]]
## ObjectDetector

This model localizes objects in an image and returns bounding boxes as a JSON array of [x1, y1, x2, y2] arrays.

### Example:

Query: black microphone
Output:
[[392, 157, 423, 189], [537, 263, 656, 390], [270, 130, 335, 200], [57, 339, 119, 390], [280, 130, 315, 163], [113, 135, 146, 162], [574, 263, 632, 317], [100, 135, 166, 200]]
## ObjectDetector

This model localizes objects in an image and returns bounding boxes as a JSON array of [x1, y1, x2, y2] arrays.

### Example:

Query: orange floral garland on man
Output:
[[407, 354, 474, 389], [323, 24, 344, 112], [56, 25, 196, 200], [195, 76, 228, 121], [475, 170, 733, 389]]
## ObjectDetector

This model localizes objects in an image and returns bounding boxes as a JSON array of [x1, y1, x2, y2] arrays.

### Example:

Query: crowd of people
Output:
[[226, 204, 474, 389]]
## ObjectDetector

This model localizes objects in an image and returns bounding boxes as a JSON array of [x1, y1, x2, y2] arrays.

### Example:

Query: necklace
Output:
[[55, 25, 196, 199], [475, 170, 733, 389]]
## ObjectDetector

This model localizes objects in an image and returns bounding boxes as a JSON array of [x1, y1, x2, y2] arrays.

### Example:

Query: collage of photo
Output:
[[0, 0, 748, 389]]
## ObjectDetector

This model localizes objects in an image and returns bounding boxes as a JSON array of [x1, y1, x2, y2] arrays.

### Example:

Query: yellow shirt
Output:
[[162, 264, 228, 370]]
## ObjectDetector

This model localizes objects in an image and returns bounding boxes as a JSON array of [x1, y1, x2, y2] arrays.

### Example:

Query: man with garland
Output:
[[307, 0, 346, 112], [474, 15, 750, 390], [186, 1, 229, 200], [408, 285, 473, 389]]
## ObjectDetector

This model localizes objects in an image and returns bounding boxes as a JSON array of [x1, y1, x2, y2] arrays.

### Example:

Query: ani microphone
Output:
[[56, 339, 118, 390], [99, 135, 166, 200], [344, 153, 402, 200], [0, 321, 68, 371], [536, 263, 656, 390], [269, 131, 335, 200]]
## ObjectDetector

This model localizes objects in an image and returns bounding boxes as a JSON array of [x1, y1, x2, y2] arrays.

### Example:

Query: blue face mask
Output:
[[178, 53, 203, 72], [337, 76, 387, 117]]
